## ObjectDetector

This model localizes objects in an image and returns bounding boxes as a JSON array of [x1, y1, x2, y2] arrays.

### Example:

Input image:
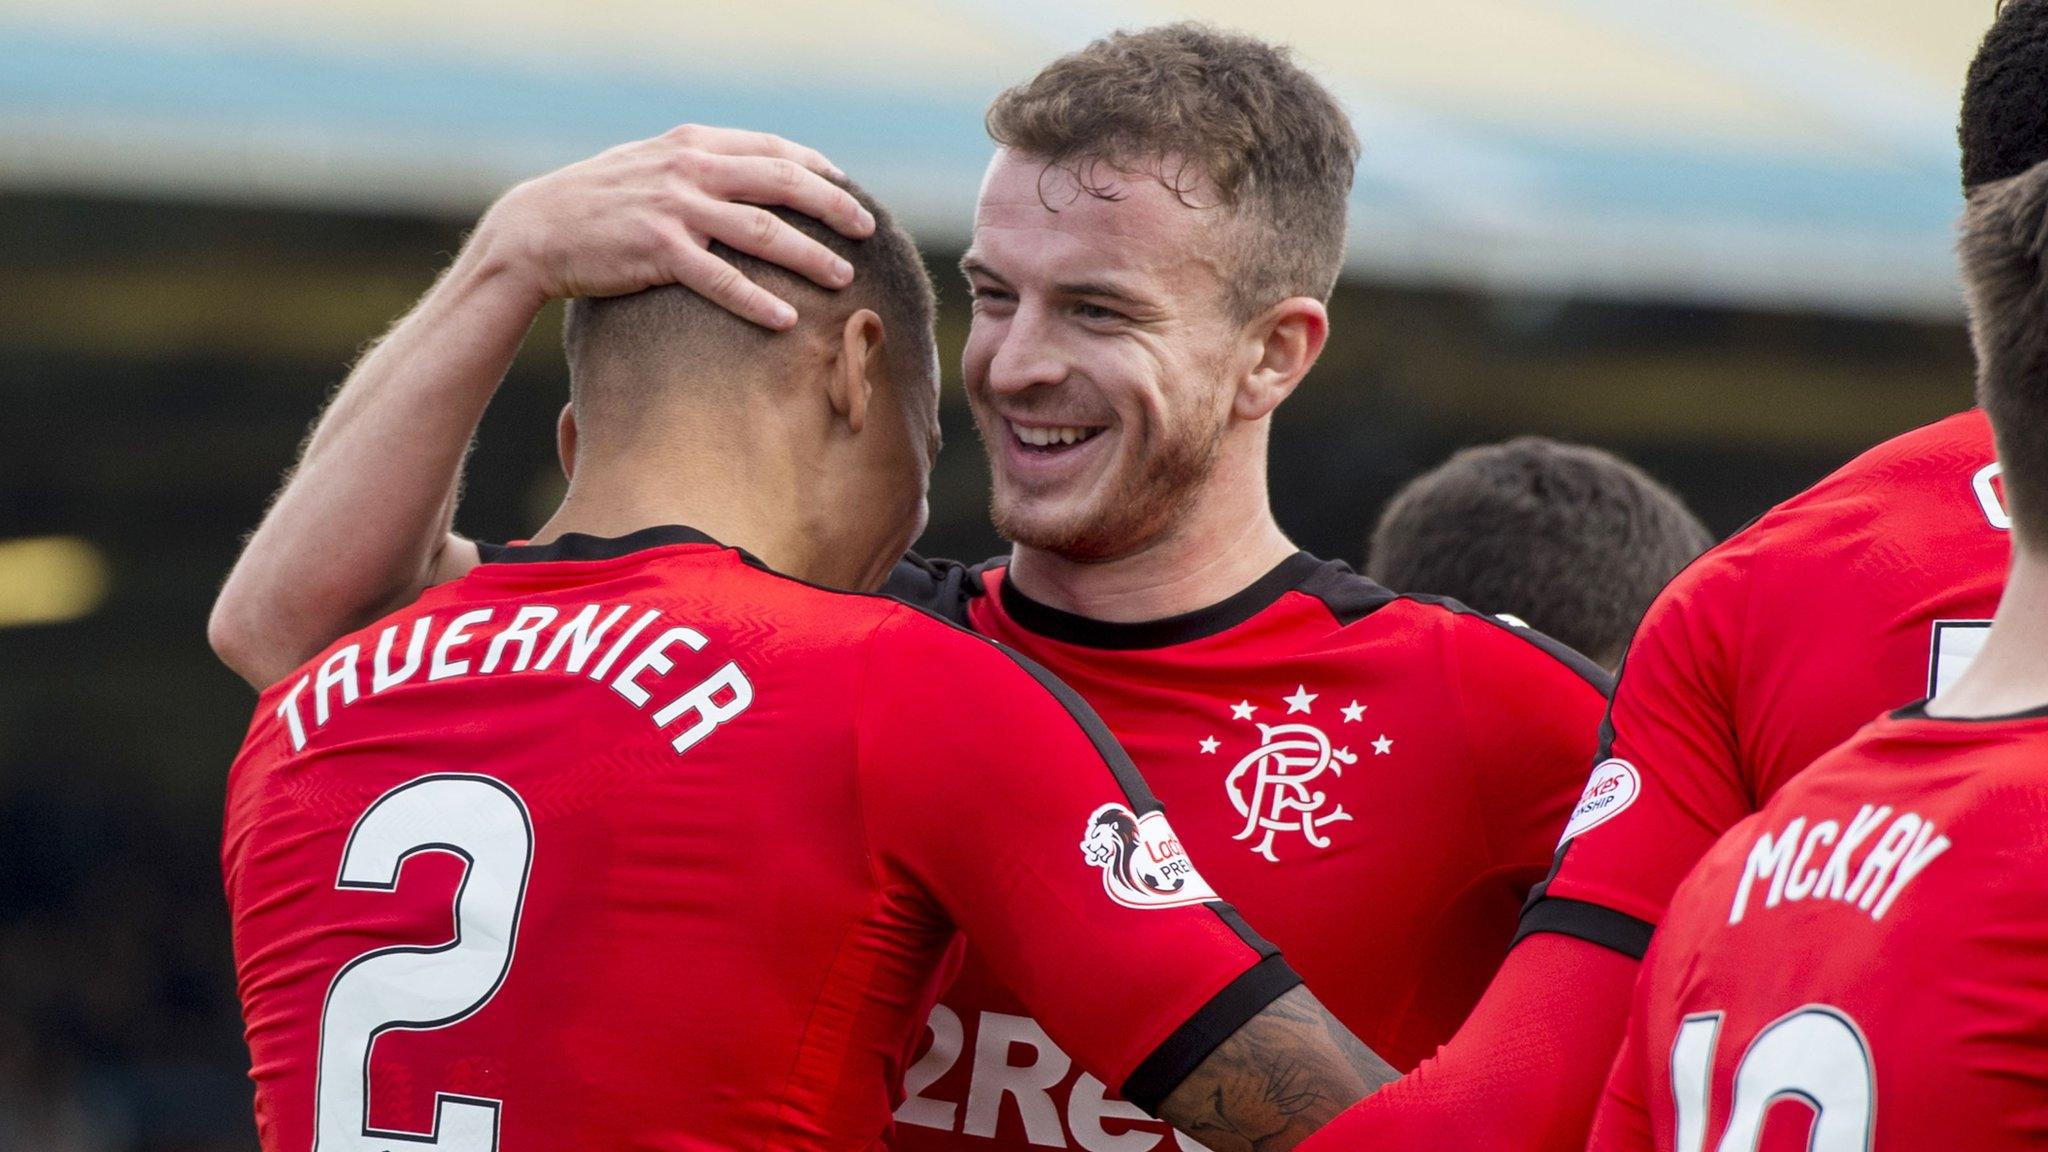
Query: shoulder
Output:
[[861, 596, 1158, 805], [1735, 409, 1995, 556], [1641, 409, 2000, 643], [881, 551, 1000, 627], [1282, 553, 1611, 695]]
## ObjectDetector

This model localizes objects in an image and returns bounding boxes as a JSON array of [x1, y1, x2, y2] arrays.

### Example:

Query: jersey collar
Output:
[[994, 552, 1326, 650], [1889, 697, 2048, 724], [478, 524, 723, 565]]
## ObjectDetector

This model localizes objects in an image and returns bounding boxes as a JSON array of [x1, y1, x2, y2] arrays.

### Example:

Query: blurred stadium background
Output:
[[0, 2, 1996, 1147]]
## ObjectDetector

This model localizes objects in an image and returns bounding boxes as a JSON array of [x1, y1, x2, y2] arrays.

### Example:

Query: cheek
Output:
[[961, 316, 1000, 391]]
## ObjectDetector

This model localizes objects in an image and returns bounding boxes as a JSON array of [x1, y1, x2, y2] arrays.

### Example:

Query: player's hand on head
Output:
[[476, 124, 877, 331]]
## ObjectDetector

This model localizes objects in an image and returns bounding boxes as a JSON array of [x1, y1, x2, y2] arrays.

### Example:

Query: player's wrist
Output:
[[459, 196, 556, 316]]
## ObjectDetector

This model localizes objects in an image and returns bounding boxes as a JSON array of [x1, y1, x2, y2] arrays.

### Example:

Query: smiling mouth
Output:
[[1010, 423, 1106, 454]]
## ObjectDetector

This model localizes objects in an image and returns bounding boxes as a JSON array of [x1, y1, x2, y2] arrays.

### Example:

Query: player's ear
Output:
[[826, 309, 885, 436], [556, 403, 578, 481], [1233, 297, 1328, 422]]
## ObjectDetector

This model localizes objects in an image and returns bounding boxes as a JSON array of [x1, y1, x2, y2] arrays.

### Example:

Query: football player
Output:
[[210, 25, 1613, 1152], [1365, 436, 1714, 670], [1306, 7, 2033, 1148], [221, 177, 1391, 1151], [1585, 143, 2048, 1152]]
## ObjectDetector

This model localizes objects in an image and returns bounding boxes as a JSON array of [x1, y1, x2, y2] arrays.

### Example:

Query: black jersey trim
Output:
[[477, 524, 721, 565], [1511, 897, 1654, 959], [1207, 902, 1281, 959], [995, 552, 1330, 650], [1396, 592, 1614, 694], [1517, 702, 1616, 919], [990, 643, 1165, 814], [1513, 701, 1649, 956], [1290, 557, 1402, 625], [1890, 697, 2048, 723], [1121, 953, 1302, 1115], [1296, 561, 1613, 694]]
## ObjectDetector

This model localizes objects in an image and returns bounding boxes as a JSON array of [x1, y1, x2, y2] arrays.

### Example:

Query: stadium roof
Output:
[[0, 0, 1994, 317]]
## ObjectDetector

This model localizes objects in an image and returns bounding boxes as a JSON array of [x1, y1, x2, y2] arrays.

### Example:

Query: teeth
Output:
[[1014, 424, 1099, 448]]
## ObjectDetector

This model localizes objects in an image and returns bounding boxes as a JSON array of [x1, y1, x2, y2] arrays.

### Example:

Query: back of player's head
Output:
[[1960, 158, 2048, 549], [1962, 0, 2048, 191], [1365, 437, 1714, 668], [561, 177, 937, 442], [984, 22, 1359, 321]]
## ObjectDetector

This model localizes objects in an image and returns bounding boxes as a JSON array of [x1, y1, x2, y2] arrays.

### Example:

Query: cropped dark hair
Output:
[[1959, 158, 2048, 547], [1962, 0, 2048, 190], [985, 22, 1359, 321], [1366, 438, 1715, 668], [563, 176, 936, 425]]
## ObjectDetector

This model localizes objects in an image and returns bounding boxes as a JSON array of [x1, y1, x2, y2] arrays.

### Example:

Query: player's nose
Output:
[[982, 306, 1069, 397]]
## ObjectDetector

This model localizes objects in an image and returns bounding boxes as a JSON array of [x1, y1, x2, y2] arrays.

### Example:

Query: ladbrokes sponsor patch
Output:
[[1559, 758, 1640, 844], [1079, 804, 1218, 910]]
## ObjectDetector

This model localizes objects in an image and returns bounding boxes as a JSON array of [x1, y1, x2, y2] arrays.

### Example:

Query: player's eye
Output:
[[1074, 301, 1125, 323], [969, 285, 1015, 311]]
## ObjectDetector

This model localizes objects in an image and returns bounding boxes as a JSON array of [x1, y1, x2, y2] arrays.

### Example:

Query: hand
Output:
[[475, 125, 878, 329]]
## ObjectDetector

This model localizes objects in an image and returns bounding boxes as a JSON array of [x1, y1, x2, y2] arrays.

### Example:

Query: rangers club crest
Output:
[[1207, 686, 1387, 862], [1079, 804, 1218, 910]]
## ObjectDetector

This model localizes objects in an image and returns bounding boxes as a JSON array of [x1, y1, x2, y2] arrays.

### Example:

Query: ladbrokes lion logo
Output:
[[1079, 804, 1219, 910]]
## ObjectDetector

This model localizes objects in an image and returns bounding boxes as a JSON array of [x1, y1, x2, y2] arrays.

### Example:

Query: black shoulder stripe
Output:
[[991, 643, 1163, 814], [987, 644, 1283, 966], [1512, 897, 1654, 960], [1396, 591, 1614, 695], [1206, 902, 1281, 960], [1517, 704, 1619, 915], [1290, 557, 1401, 626], [1121, 953, 1302, 1115], [1295, 560, 1614, 695]]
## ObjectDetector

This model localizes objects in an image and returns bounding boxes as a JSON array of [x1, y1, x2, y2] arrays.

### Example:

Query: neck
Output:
[[1927, 542, 2048, 718], [533, 438, 853, 587], [1003, 432, 1296, 621]]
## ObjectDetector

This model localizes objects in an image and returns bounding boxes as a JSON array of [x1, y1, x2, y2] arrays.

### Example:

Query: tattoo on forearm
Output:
[[1158, 987, 1397, 1152]]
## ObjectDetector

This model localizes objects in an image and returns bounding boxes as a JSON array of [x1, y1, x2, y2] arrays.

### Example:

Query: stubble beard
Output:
[[985, 409, 1227, 564]]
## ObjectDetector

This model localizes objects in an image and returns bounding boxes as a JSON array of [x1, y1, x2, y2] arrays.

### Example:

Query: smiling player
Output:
[[209, 25, 1614, 1151]]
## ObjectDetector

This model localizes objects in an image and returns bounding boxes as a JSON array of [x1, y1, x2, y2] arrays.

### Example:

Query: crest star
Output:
[[1372, 735, 1394, 756], [1283, 685, 1317, 714], [1199, 736, 1220, 755], [1230, 700, 1257, 721], [1340, 700, 1366, 723]]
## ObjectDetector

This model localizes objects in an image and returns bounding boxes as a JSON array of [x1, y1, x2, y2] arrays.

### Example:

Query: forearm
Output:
[[1159, 986, 1397, 1152], [210, 232, 541, 687], [1296, 933, 1638, 1152]]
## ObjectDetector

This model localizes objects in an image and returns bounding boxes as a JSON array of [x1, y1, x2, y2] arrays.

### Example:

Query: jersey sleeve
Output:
[[1584, 1017, 1654, 1152], [1518, 554, 1750, 949], [1448, 614, 1612, 911], [856, 609, 1297, 1114]]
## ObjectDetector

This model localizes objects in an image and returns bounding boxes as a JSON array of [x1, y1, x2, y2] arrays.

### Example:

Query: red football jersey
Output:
[[881, 552, 1611, 1152], [221, 526, 1290, 1152], [1589, 704, 2048, 1151], [1522, 410, 2009, 942]]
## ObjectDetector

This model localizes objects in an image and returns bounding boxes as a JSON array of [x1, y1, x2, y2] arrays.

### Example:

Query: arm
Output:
[[1296, 932, 1638, 1152], [208, 125, 878, 688], [1302, 581, 1744, 1151], [1584, 1007, 1653, 1152], [1160, 985, 1395, 1152]]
